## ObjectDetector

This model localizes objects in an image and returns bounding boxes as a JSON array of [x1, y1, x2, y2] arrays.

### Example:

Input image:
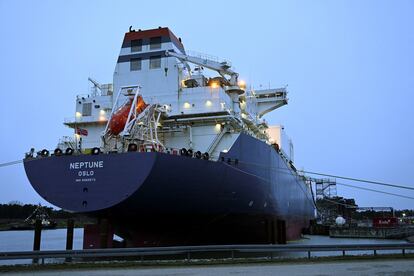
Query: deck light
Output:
[[215, 123, 221, 132], [210, 82, 219, 89]]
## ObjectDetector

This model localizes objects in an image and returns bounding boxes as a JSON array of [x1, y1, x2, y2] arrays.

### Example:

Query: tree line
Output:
[[0, 203, 74, 219]]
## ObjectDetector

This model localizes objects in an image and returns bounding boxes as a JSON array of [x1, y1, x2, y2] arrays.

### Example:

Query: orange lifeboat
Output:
[[136, 95, 148, 114], [108, 96, 148, 135]]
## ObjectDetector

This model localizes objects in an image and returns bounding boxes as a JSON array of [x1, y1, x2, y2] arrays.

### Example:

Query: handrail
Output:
[[1, 243, 413, 261]]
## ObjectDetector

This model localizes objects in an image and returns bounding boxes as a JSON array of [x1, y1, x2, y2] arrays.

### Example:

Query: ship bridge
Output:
[[251, 88, 288, 118]]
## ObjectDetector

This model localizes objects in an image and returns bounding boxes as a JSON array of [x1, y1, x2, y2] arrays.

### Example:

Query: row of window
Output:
[[130, 56, 161, 71], [131, 37, 162, 52]]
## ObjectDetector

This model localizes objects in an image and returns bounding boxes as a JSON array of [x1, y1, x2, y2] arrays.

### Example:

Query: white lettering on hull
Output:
[[69, 161, 103, 170], [78, 171, 94, 177], [69, 161, 103, 183]]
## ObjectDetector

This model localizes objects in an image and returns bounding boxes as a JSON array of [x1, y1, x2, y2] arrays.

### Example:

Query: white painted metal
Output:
[[266, 126, 294, 162], [165, 50, 239, 86], [59, 28, 295, 161]]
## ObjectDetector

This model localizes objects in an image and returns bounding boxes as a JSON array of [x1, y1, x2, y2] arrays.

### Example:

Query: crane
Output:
[[166, 50, 245, 115], [88, 77, 102, 96], [165, 50, 240, 87]]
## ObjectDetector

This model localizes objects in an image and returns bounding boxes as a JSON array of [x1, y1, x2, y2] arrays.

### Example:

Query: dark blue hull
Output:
[[24, 133, 315, 246]]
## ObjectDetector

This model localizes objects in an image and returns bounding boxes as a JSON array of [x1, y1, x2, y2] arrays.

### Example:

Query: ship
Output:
[[24, 27, 316, 248]]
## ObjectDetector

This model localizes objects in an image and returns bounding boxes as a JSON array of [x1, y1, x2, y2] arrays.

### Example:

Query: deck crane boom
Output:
[[165, 50, 244, 115], [165, 50, 239, 86], [88, 77, 102, 96], [88, 77, 102, 90]]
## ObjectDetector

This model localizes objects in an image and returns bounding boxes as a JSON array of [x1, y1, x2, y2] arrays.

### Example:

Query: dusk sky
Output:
[[0, 0, 413, 209]]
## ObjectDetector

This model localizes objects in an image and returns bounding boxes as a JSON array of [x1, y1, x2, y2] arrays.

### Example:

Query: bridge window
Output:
[[131, 39, 142, 52], [130, 58, 142, 71], [149, 55, 161, 69], [82, 103, 92, 116], [150, 36, 161, 50]]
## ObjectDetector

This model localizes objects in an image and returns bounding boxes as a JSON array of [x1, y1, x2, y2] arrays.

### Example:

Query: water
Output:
[[0, 228, 84, 252], [0, 228, 83, 265], [0, 230, 409, 265]]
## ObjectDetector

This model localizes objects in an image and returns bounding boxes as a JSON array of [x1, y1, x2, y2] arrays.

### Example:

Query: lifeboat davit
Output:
[[108, 96, 148, 135]]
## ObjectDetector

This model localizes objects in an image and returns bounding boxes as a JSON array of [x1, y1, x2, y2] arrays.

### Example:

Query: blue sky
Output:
[[0, 0, 413, 209]]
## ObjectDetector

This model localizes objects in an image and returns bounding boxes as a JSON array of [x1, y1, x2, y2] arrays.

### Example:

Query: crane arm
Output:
[[88, 77, 101, 90], [165, 50, 239, 85]]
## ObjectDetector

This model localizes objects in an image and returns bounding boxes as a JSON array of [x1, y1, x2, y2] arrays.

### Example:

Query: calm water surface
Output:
[[0, 228, 83, 252]]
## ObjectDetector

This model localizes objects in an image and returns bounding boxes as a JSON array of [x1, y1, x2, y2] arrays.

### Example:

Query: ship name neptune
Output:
[[69, 161, 104, 170]]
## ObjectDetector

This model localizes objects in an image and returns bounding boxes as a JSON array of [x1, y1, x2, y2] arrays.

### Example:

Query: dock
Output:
[[330, 226, 414, 239]]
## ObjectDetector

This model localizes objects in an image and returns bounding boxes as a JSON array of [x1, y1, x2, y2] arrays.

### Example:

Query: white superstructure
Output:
[[63, 27, 293, 160]]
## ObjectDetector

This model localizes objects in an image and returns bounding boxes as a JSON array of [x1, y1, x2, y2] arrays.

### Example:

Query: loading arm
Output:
[[165, 50, 239, 85]]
